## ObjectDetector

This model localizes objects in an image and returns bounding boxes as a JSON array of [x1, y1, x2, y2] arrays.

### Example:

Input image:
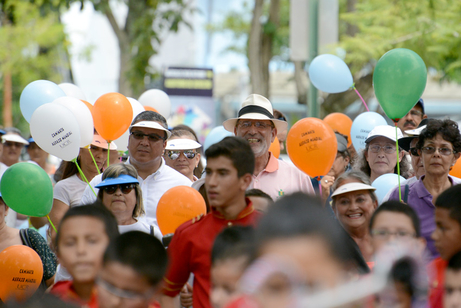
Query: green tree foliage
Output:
[[67, 0, 194, 97], [340, 0, 461, 82], [0, 0, 67, 131]]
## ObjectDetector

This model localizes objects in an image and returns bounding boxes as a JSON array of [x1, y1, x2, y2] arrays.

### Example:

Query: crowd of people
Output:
[[0, 93, 460, 308]]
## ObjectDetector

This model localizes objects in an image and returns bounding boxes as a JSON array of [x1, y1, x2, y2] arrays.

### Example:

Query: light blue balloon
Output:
[[372, 173, 406, 205], [350, 112, 388, 152], [203, 126, 233, 152], [308, 54, 353, 93], [20, 80, 66, 123]]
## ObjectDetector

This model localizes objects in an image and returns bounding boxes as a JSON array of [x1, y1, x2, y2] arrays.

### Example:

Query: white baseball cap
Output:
[[331, 182, 376, 198], [130, 121, 172, 139], [165, 138, 202, 150], [365, 125, 403, 144], [2, 133, 29, 145]]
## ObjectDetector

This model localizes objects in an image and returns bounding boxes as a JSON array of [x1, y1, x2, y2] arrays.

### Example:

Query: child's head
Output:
[[97, 231, 168, 308], [445, 251, 461, 308], [245, 189, 273, 213], [369, 200, 424, 254], [210, 226, 255, 308], [56, 203, 119, 284], [205, 137, 254, 208], [433, 185, 461, 260]]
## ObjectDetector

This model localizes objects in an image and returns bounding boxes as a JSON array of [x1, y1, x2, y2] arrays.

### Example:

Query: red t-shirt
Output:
[[50, 280, 98, 308], [429, 257, 447, 308], [163, 200, 261, 308]]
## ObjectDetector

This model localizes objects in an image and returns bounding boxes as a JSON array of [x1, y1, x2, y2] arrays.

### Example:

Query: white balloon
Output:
[[138, 89, 171, 119], [58, 83, 87, 101], [52, 97, 94, 147], [114, 97, 146, 152], [30, 103, 81, 161]]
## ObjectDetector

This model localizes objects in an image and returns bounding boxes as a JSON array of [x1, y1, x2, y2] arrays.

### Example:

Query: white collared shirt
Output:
[[80, 158, 192, 228]]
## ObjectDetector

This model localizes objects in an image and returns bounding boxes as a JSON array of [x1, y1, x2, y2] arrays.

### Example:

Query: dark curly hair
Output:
[[353, 144, 411, 179], [416, 119, 461, 153]]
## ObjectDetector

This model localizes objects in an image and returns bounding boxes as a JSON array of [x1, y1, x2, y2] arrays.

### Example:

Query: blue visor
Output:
[[27, 138, 35, 143], [95, 174, 139, 188]]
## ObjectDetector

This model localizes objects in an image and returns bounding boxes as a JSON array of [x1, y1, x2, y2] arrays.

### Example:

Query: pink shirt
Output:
[[249, 153, 315, 201]]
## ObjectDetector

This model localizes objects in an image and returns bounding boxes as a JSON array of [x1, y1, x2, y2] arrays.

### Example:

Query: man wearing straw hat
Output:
[[80, 111, 192, 228], [223, 94, 314, 201]]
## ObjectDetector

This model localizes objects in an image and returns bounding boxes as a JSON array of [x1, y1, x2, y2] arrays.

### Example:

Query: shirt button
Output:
[[228, 222, 233, 226]]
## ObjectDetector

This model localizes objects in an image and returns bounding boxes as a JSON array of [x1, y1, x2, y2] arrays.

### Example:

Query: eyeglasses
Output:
[[97, 277, 153, 301], [4, 142, 23, 148], [421, 146, 456, 156], [369, 144, 396, 154], [166, 150, 197, 160], [371, 229, 416, 240], [102, 184, 135, 195], [237, 121, 274, 130], [408, 110, 423, 117], [409, 147, 419, 157], [131, 131, 165, 142]]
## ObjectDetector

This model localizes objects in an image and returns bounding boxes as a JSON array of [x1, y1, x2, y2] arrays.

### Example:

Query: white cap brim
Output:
[[404, 125, 427, 136], [130, 121, 172, 138], [331, 182, 376, 198], [2, 134, 29, 145], [166, 138, 201, 150]]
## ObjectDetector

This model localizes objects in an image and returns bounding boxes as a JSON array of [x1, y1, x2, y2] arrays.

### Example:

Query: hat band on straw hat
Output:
[[238, 105, 274, 119]]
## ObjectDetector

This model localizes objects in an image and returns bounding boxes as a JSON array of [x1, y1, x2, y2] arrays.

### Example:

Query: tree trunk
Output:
[[3, 70, 12, 127], [346, 0, 358, 36], [101, 0, 133, 97], [248, 0, 265, 96]]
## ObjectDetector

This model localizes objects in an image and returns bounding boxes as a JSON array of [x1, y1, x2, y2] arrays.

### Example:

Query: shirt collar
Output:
[[264, 152, 279, 173], [212, 198, 255, 220], [125, 157, 165, 177]]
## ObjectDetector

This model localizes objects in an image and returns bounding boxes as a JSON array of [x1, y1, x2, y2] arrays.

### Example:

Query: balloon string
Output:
[[395, 124, 402, 202], [107, 141, 111, 167], [88, 146, 101, 175], [47, 215, 57, 233], [73, 159, 97, 197], [353, 86, 369, 111]]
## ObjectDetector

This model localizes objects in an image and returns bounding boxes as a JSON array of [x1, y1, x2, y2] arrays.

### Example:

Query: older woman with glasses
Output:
[[96, 163, 161, 239], [389, 119, 461, 259], [164, 127, 202, 182], [354, 125, 411, 183]]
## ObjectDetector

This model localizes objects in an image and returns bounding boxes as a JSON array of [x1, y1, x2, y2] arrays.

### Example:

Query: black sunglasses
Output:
[[102, 184, 135, 195], [131, 131, 165, 142], [409, 147, 419, 157]]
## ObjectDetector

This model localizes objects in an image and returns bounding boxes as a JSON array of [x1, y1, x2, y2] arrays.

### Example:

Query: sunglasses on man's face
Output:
[[130, 131, 165, 142], [102, 184, 135, 195], [166, 150, 197, 160], [409, 147, 419, 157]]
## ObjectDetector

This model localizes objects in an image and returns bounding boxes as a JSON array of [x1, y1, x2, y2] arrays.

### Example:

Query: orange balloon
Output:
[[0, 245, 43, 302], [144, 106, 158, 113], [156, 186, 207, 235], [286, 118, 337, 178], [80, 100, 93, 114], [269, 136, 280, 158], [323, 113, 353, 147], [92, 93, 133, 141], [450, 159, 461, 178]]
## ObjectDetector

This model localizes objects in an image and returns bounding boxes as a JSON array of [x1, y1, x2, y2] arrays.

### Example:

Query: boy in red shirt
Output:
[[430, 185, 461, 308], [160, 137, 261, 308]]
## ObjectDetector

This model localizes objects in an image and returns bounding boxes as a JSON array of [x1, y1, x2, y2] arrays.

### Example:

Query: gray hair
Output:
[[97, 163, 144, 218]]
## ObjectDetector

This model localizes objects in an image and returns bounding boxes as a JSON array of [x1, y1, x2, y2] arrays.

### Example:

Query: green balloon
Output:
[[373, 48, 427, 121], [0, 162, 53, 217]]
